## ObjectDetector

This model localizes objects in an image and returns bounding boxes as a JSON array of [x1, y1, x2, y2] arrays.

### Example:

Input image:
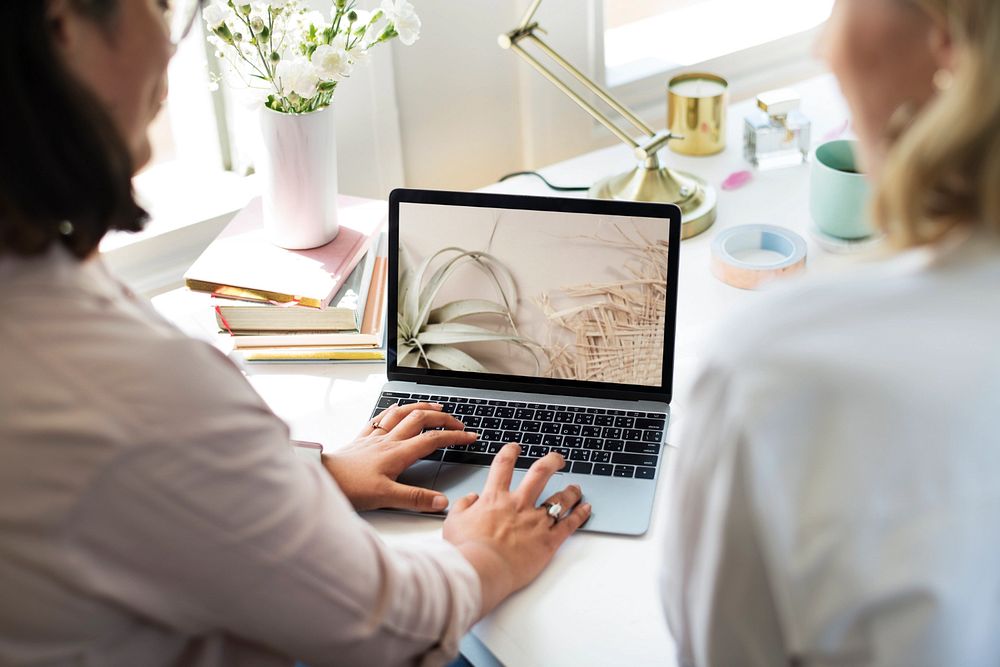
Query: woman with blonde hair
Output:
[[660, 0, 1000, 665]]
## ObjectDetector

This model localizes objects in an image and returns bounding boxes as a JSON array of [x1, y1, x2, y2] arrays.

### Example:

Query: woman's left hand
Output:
[[322, 402, 476, 513]]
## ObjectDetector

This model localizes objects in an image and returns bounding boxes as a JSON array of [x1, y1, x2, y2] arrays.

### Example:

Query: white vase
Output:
[[258, 106, 339, 250]]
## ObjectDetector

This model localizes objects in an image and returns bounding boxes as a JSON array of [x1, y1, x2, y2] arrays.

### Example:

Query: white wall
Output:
[[388, 1, 527, 191]]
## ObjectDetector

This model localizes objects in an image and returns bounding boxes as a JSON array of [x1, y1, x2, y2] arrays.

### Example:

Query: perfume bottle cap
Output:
[[757, 88, 801, 116]]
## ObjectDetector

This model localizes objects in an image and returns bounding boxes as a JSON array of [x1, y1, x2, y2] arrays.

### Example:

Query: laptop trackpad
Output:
[[397, 460, 442, 490], [433, 464, 568, 506]]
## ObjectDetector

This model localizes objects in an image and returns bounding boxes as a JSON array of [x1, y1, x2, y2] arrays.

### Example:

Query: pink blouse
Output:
[[0, 246, 480, 666]]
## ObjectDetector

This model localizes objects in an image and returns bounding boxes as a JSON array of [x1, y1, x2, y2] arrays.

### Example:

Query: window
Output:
[[130, 19, 237, 239], [602, 0, 834, 96]]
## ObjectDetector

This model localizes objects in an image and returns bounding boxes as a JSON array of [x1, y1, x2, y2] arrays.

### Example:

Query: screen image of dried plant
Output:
[[396, 203, 669, 385], [396, 245, 544, 372]]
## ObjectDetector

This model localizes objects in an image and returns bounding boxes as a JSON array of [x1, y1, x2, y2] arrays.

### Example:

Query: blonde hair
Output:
[[875, 0, 1000, 246]]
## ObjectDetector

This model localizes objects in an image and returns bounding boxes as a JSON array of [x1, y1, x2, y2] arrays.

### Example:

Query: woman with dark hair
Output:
[[0, 2, 589, 665]]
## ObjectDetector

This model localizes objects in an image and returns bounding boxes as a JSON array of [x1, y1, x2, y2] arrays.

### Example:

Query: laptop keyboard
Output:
[[370, 392, 666, 478]]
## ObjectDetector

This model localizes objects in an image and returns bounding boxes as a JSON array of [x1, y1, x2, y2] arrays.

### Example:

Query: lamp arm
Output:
[[501, 9, 675, 154], [518, 0, 545, 31], [526, 34, 654, 138], [499, 0, 717, 238], [506, 39, 639, 149]]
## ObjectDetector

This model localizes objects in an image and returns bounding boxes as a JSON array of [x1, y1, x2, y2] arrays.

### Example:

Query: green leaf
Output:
[[422, 345, 488, 372], [398, 268, 417, 331], [427, 299, 510, 324], [428, 299, 509, 323], [415, 250, 515, 332], [393, 243, 546, 375], [397, 342, 416, 365], [405, 246, 464, 328], [416, 323, 529, 345]]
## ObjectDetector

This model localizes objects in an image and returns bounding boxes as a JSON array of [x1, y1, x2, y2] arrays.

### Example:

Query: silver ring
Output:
[[542, 502, 563, 522]]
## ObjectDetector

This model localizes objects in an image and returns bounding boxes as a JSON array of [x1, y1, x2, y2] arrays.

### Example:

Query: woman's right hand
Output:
[[442, 443, 592, 616]]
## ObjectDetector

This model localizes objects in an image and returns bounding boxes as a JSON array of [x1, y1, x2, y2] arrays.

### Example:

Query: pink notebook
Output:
[[184, 196, 386, 309]]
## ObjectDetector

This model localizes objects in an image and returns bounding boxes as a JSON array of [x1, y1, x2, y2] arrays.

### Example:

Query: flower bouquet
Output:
[[201, 0, 420, 249], [203, 0, 420, 113]]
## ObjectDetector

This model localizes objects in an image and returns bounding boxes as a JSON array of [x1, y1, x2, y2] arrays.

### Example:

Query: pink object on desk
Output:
[[721, 170, 753, 191]]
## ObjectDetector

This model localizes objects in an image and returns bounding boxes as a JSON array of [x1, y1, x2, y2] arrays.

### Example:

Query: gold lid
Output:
[[756, 88, 800, 116]]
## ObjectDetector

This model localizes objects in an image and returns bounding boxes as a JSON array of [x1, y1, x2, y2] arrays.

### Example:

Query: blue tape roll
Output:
[[710, 224, 807, 289]]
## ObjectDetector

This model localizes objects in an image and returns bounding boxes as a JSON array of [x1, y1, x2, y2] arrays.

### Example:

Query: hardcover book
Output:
[[184, 196, 386, 309], [229, 248, 387, 349], [211, 233, 382, 332]]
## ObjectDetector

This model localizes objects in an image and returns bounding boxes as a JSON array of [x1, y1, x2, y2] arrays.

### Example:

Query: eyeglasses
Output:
[[164, 0, 205, 45]]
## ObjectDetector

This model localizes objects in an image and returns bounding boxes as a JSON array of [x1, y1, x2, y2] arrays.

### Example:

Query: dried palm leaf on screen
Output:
[[536, 227, 668, 385], [397, 246, 544, 372]]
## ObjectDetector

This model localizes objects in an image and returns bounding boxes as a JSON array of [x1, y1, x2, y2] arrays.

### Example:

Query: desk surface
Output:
[[155, 73, 857, 667]]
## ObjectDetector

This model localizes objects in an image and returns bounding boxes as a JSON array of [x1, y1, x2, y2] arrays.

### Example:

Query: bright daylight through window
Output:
[[603, 0, 834, 87]]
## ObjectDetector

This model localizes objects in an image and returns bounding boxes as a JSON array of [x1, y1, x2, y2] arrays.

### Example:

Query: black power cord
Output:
[[497, 171, 589, 192]]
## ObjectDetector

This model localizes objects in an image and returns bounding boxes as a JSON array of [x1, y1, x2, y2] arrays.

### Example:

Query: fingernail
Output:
[[430, 403, 443, 409], [432, 495, 448, 510]]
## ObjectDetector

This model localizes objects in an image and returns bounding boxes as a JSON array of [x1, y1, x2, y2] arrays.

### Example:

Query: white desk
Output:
[[155, 73, 858, 666]]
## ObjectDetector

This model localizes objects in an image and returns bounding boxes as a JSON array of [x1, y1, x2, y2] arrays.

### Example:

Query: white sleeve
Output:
[[65, 342, 480, 667], [659, 362, 788, 667]]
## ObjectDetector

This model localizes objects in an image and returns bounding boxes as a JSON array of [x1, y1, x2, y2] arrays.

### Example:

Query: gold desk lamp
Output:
[[499, 0, 717, 239]]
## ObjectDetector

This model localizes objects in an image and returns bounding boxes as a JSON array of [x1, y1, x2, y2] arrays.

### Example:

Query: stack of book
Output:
[[183, 196, 388, 363]]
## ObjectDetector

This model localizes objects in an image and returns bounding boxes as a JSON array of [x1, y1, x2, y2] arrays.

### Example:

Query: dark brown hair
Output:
[[0, 1, 147, 260]]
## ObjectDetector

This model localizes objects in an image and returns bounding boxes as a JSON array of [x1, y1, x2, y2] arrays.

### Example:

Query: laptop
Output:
[[370, 189, 681, 536]]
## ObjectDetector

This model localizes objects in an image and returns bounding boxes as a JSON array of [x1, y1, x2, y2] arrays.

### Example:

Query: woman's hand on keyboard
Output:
[[322, 402, 476, 512], [442, 443, 592, 617]]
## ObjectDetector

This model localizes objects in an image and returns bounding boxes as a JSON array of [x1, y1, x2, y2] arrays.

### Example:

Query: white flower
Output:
[[381, 0, 420, 45], [277, 56, 318, 98], [202, 1, 230, 28], [206, 0, 415, 112], [312, 43, 352, 80]]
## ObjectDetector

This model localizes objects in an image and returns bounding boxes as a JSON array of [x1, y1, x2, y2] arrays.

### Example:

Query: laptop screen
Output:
[[389, 191, 680, 401]]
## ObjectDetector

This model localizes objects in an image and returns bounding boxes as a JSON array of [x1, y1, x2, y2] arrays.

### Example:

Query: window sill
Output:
[[100, 162, 259, 297], [604, 0, 833, 89]]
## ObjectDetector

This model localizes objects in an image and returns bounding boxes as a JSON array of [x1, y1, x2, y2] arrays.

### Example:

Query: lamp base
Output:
[[589, 166, 717, 240]]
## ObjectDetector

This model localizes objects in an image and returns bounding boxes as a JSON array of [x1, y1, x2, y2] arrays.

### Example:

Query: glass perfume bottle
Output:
[[743, 89, 811, 170]]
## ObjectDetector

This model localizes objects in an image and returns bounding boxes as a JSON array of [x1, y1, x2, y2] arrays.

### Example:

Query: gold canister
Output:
[[667, 72, 728, 156]]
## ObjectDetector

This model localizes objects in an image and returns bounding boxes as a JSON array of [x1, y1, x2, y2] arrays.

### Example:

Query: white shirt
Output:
[[660, 231, 1000, 666], [0, 245, 480, 667]]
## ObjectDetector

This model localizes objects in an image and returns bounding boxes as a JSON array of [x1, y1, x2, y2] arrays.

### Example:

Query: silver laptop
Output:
[[371, 189, 681, 536]]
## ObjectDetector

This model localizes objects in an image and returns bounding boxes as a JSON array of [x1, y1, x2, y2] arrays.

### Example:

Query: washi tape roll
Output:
[[711, 224, 807, 290]]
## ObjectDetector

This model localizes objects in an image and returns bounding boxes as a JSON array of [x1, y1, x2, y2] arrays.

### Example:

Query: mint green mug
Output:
[[810, 140, 873, 240]]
